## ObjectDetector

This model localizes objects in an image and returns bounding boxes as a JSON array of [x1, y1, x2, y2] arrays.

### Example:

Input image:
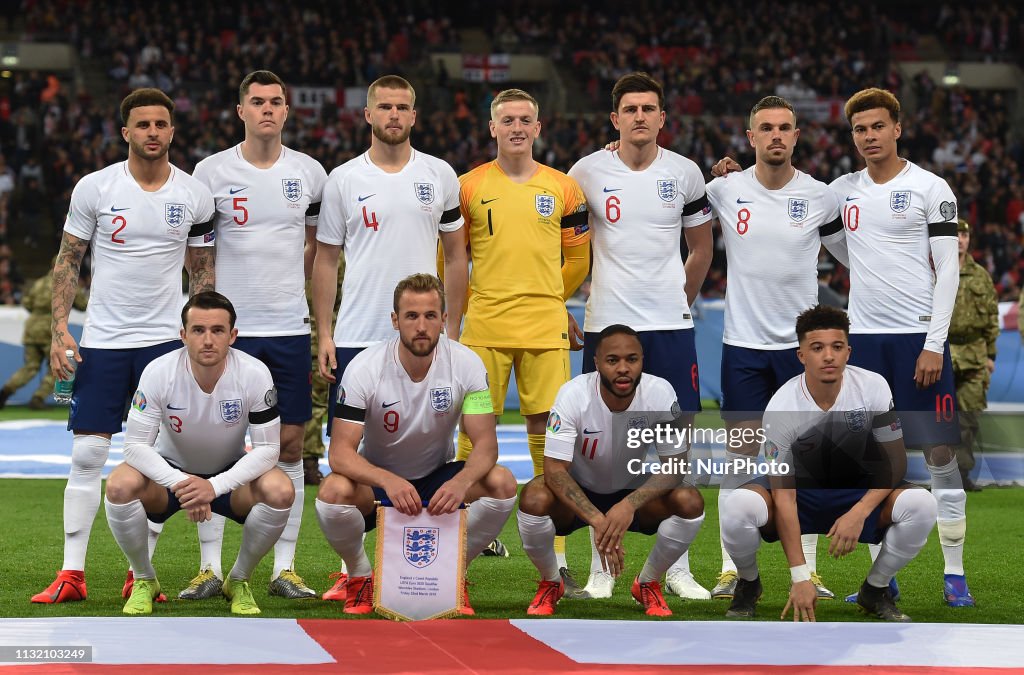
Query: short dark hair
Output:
[[844, 87, 900, 125], [182, 291, 237, 329], [611, 71, 664, 112], [749, 95, 796, 129], [120, 88, 174, 125], [393, 273, 445, 313], [239, 70, 287, 103], [595, 323, 642, 352], [795, 305, 849, 342]]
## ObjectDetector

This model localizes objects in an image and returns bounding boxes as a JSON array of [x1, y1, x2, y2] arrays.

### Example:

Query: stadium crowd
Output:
[[3, 1, 1022, 301]]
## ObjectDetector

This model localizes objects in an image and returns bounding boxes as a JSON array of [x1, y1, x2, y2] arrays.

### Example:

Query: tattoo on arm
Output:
[[626, 469, 679, 510], [51, 234, 88, 340], [187, 247, 216, 295], [546, 470, 600, 520]]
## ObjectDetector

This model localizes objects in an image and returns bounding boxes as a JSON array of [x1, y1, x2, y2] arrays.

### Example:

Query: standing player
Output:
[[720, 305, 937, 622], [568, 72, 712, 600], [184, 70, 326, 601], [831, 88, 973, 606], [704, 96, 848, 601], [455, 88, 590, 588], [106, 292, 293, 616], [312, 75, 468, 599], [517, 324, 705, 616], [314, 274, 517, 615], [32, 88, 216, 603]]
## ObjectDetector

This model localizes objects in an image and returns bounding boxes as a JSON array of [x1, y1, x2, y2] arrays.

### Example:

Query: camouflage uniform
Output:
[[0, 272, 87, 409], [302, 252, 345, 483], [949, 222, 999, 478]]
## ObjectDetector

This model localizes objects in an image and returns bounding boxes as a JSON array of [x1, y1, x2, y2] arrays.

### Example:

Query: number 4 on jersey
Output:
[[363, 206, 380, 232]]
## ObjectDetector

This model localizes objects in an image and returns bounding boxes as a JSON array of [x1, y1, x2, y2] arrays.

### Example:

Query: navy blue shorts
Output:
[[69, 340, 180, 433], [720, 345, 802, 419], [554, 486, 659, 537], [848, 333, 959, 446], [366, 461, 465, 532], [327, 346, 367, 436], [146, 461, 245, 525], [583, 328, 701, 413], [233, 335, 312, 425], [754, 481, 888, 545]]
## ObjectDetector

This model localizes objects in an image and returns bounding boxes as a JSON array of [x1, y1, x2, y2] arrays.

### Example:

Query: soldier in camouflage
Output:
[[0, 261, 88, 410], [949, 219, 998, 491], [303, 252, 344, 485]]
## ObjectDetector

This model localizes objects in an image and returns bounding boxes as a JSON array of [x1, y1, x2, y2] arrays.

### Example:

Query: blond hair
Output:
[[490, 88, 539, 121]]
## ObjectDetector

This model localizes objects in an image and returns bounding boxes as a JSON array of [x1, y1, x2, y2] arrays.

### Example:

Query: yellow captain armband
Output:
[[462, 390, 494, 415]]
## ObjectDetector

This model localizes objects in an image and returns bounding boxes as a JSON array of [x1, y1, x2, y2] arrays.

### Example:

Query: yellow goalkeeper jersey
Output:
[[458, 160, 590, 349]]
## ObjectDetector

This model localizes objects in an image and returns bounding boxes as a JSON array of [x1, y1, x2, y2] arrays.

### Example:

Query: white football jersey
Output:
[[318, 150, 463, 347], [762, 366, 902, 480], [64, 163, 215, 348], [336, 335, 489, 480], [545, 372, 682, 494], [829, 161, 959, 337], [127, 347, 278, 476], [569, 148, 712, 332], [193, 145, 327, 336], [707, 168, 842, 348]]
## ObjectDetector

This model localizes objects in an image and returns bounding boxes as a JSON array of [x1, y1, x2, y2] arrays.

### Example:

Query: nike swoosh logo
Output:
[[602, 187, 621, 193], [382, 401, 400, 408], [583, 428, 602, 434], [167, 405, 186, 410], [111, 206, 130, 212], [229, 187, 248, 195], [845, 196, 859, 202], [736, 198, 753, 204], [358, 194, 375, 202], [481, 198, 499, 204]]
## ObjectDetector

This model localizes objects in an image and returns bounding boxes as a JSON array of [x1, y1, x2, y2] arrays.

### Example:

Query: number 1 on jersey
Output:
[[363, 206, 380, 232]]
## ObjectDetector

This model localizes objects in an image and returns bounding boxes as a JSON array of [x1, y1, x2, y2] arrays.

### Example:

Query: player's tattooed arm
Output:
[[186, 245, 216, 295], [544, 459, 601, 522], [50, 232, 89, 374]]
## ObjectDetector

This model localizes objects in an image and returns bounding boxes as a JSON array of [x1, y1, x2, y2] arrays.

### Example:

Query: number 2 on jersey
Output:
[[111, 215, 127, 244]]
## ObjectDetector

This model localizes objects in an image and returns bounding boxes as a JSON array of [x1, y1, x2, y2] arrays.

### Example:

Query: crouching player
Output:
[[105, 291, 294, 615], [314, 273, 517, 615], [720, 305, 937, 622], [517, 324, 705, 616]]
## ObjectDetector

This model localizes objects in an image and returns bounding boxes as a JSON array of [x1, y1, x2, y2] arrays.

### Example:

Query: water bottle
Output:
[[53, 350, 76, 404]]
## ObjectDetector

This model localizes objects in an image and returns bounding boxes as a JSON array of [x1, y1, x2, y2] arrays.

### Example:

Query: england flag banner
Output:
[[374, 505, 467, 621]]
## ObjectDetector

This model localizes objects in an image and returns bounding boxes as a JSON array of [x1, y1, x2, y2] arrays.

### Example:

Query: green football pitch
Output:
[[1, 478, 1020, 623]]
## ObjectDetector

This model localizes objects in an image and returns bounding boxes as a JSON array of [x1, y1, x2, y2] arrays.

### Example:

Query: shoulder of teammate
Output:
[[292, 148, 329, 194], [916, 164, 959, 235], [566, 148, 604, 186], [174, 166, 216, 223], [336, 342, 387, 423], [457, 161, 494, 223], [229, 349, 280, 423], [65, 169, 105, 234], [543, 165, 590, 240], [130, 348, 180, 419], [639, 374, 680, 417], [416, 153, 462, 227], [847, 365, 895, 410]]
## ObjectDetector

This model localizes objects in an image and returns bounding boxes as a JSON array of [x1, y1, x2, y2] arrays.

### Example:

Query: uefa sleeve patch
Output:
[[132, 390, 147, 412], [546, 411, 562, 433]]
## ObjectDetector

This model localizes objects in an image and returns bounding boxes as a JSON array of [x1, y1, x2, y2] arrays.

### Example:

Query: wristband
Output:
[[790, 564, 811, 583]]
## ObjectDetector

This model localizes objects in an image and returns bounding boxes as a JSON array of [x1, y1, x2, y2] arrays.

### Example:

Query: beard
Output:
[[401, 332, 439, 357], [599, 371, 641, 399], [372, 122, 411, 145], [129, 137, 170, 161]]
